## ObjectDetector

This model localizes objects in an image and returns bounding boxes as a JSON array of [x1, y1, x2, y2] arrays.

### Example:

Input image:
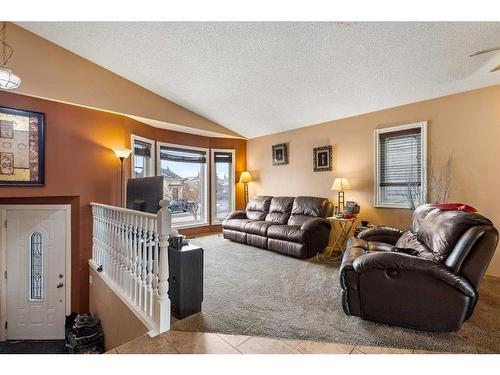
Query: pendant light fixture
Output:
[[0, 22, 21, 90]]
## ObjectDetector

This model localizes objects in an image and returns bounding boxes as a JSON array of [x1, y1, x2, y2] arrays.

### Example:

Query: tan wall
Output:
[[6, 22, 241, 138], [89, 267, 148, 351], [247, 84, 500, 276]]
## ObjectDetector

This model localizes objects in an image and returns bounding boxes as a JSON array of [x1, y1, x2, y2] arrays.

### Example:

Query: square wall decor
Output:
[[0, 106, 45, 186], [272, 143, 288, 165], [313, 145, 332, 172]]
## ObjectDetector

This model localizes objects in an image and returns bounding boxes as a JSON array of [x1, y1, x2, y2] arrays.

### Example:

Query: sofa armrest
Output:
[[357, 226, 404, 245], [353, 252, 476, 297], [225, 210, 247, 220], [300, 217, 331, 232]]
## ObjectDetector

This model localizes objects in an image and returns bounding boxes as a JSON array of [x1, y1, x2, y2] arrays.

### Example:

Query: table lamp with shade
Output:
[[331, 177, 351, 214], [113, 147, 132, 207], [239, 171, 253, 206]]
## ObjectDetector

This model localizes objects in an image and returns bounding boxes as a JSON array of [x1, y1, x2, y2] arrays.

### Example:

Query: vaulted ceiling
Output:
[[18, 22, 500, 138]]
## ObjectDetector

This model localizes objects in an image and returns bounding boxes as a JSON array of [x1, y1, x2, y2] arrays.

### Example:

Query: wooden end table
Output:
[[317, 216, 356, 263]]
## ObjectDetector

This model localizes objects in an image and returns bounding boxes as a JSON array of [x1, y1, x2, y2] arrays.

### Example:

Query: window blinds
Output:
[[213, 151, 233, 163], [379, 127, 422, 188], [160, 145, 207, 164], [134, 140, 152, 158]]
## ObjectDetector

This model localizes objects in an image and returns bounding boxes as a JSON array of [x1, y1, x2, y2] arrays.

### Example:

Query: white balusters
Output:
[[154, 200, 171, 333], [90, 202, 172, 334], [146, 218, 154, 317], [131, 215, 138, 302]]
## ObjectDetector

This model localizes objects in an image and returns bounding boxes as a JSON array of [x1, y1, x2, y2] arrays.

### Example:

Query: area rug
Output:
[[171, 234, 500, 353]]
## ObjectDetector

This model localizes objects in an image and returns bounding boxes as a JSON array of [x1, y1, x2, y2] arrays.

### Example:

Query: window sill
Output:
[[374, 203, 411, 209], [173, 222, 210, 230]]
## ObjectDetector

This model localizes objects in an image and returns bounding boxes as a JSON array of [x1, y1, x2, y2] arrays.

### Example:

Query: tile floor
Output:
[[109, 331, 441, 354]]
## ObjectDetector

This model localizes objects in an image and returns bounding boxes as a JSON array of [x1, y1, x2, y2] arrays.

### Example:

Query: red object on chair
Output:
[[431, 203, 477, 213]]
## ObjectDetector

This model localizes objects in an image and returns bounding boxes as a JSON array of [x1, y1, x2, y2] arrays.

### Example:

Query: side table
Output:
[[317, 216, 356, 263]]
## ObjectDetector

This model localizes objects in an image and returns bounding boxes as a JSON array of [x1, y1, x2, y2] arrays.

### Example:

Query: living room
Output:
[[0, 1, 499, 373]]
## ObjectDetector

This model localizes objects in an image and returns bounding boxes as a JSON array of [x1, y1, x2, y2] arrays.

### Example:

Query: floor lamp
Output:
[[239, 171, 253, 206], [113, 148, 132, 207]]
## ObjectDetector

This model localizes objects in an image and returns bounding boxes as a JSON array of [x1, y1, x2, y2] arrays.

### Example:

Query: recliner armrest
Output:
[[357, 226, 404, 245], [225, 210, 247, 220], [300, 217, 331, 232], [353, 252, 476, 298]]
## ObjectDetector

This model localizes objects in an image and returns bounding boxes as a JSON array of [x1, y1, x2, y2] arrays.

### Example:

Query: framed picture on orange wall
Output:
[[0, 106, 45, 186]]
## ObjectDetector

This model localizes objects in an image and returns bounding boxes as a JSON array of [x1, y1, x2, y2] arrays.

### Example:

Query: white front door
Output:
[[6, 208, 67, 340]]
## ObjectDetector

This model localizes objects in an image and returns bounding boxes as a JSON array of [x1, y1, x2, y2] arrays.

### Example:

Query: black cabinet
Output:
[[168, 244, 204, 319]]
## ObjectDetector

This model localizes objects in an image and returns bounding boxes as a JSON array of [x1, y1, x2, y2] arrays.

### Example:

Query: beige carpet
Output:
[[171, 234, 500, 353]]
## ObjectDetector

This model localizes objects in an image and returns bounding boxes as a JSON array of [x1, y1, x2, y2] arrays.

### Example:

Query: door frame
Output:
[[210, 149, 236, 224], [0, 204, 71, 341]]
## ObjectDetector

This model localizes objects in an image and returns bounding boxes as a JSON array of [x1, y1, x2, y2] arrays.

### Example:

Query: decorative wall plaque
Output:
[[0, 106, 45, 186]]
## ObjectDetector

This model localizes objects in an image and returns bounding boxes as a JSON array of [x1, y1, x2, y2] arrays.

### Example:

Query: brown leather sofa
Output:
[[222, 196, 333, 258], [340, 204, 498, 332]]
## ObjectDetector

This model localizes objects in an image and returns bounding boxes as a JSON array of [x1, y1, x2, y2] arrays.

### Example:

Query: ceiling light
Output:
[[0, 22, 21, 90]]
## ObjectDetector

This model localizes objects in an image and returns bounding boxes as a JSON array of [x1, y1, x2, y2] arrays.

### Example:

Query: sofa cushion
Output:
[[222, 229, 247, 244], [246, 195, 272, 212], [265, 196, 294, 224], [287, 214, 315, 226], [246, 233, 268, 249], [411, 204, 437, 232], [291, 196, 329, 217], [268, 238, 308, 258], [288, 196, 330, 225], [223, 218, 251, 232], [245, 221, 273, 236], [395, 231, 436, 261], [417, 209, 492, 261], [267, 224, 307, 243], [246, 196, 272, 221], [348, 238, 393, 252]]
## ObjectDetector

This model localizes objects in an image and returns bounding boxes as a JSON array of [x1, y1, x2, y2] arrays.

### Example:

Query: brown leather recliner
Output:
[[339, 204, 498, 332], [222, 196, 333, 258]]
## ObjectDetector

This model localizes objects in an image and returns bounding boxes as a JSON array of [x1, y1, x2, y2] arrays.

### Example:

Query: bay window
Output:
[[131, 135, 155, 178], [211, 149, 235, 223], [157, 143, 208, 228]]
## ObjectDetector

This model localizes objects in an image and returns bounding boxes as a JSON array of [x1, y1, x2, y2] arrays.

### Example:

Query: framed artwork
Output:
[[313, 145, 332, 172], [0, 106, 45, 186], [272, 143, 288, 165]]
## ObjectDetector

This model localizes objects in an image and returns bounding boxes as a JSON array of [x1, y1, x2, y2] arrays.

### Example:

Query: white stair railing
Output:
[[90, 200, 172, 335]]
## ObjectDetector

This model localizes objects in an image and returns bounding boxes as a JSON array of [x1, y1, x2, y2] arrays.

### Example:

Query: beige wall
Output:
[[89, 267, 149, 351], [6, 23, 241, 138], [247, 84, 500, 276]]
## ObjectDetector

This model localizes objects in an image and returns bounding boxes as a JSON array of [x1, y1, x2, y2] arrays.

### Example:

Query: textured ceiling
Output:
[[18, 22, 500, 138]]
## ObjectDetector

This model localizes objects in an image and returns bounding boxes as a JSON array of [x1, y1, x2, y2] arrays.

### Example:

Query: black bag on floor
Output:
[[65, 313, 104, 354]]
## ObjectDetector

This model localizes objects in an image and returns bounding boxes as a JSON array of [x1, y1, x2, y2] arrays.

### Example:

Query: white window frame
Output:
[[210, 149, 236, 225], [156, 142, 209, 229], [374, 121, 427, 209], [131, 134, 156, 178]]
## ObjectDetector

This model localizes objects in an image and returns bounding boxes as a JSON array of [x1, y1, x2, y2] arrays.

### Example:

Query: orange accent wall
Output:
[[0, 91, 246, 312]]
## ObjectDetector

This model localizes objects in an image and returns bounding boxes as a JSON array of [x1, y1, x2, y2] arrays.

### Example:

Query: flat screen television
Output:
[[126, 176, 166, 214]]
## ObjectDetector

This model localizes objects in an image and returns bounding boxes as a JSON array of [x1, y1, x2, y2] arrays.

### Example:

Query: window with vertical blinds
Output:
[[375, 123, 426, 208]]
